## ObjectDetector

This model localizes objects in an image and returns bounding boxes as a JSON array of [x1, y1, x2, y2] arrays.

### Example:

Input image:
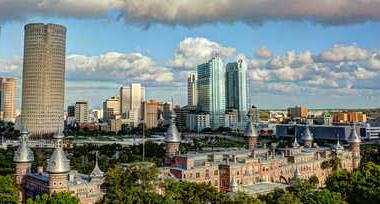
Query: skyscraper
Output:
[[103, 96, 120, 121], [187, 73, 197, 106], [0, 77, 17, 122], [74, 101, 89, 124], [21, 23, 66, 136], [197, 56, 226, 129], [226, 59, 248, 122], [142, 100, 159, 129], [120, 83, 145, 125]]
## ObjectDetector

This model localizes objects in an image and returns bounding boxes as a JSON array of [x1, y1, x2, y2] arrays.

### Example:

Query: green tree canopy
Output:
[[0, 175, 19, 204]]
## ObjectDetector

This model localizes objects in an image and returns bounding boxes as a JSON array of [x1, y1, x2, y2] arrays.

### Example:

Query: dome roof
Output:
[[301, 126, 313, 141], [47, 148, 71, 174], [13, 128, 34, 163], [243, 121, 258, 138], [347, 125, 361, 144], [47, 129, 70, 174], [165, 112, 181, 143]]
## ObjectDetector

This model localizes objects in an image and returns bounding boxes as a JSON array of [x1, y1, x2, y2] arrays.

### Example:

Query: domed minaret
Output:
[[14, 128, 34, 185], [347, 124, 361, 169], [244, 112, 258, 149], [164, 112, 181, 166], [301, 125, 313, 148], [47, 129, 70, 194], [90, 151, 104, 182]]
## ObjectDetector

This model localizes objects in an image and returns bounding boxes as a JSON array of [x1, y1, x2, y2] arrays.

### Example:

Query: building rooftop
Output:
[[240, 182, 288, 195]]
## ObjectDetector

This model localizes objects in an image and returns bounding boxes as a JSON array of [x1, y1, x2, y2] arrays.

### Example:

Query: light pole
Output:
[[142, 119, 145, 162]]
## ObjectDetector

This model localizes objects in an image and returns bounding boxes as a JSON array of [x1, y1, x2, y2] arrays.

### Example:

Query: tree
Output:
[[308, 175, 319, 187], [103, 163, 161, 204], [321, 158, 342, 171], [26, 192, 80, 204], [305, 189, 346, 204], [260, 188, 301, 204], [0, 175, 19, 204], [325, 162, 380, 204]]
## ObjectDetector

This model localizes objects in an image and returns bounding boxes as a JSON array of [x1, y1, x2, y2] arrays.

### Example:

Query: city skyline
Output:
[[1, 1, 380, 109]]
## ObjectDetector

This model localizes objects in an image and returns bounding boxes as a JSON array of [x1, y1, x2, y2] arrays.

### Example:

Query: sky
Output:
[[1, 0, 380, 109]]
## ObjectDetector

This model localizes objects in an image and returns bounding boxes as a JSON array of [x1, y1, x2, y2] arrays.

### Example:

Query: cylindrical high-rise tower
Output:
[[21, 23, 66, 137]]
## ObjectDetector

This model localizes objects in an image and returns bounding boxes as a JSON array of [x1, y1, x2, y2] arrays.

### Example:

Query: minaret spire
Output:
[[90, 151, 104, 179]]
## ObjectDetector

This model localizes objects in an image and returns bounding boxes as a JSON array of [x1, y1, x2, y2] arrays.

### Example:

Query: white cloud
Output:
[[117, 0, 380, 27], [255, 46, 272, 58], [67, 52, 174, 83], [0, 0, 120, 22], [167, 37, 235, 69], [295, 51, 313, 65], [0, 56, 23, 73], [367, 53, 380, 70], [2, 1, 380, 26], [244, 44, 380, 95], [318, 44, 369, 62]]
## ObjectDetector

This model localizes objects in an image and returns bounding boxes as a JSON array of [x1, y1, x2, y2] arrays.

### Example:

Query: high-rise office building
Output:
[[67, 105, 75, 117], [120, 83, 145, 125], [103, 96, 120, 121], [226, 59, 248, 121], [163, 102, 173, 120], [142, 100, 158, 129], [187, 73, 197, 106], [197, 56, 226, 129], [74, 101, 89, 124], [0, 78, 17, 122], [21, 23, 66, 136]]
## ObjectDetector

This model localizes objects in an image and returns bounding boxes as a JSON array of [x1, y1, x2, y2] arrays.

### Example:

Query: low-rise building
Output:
[[162, 117, 361, 194], [187, 113, 210, 132], [14, 129, 105, 203]]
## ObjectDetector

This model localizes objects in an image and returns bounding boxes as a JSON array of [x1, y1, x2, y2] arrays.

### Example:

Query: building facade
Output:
[[333, 112, 367, 123], [163, 120, 361, 194], [287, 106, 308, 119], [276, 124, 365, 142], [103, 96, 120, 121], [120, 84, 145, 126], [197, 56, 226, 129], [74, 101, 89, 124], [21, 23, 66, 136], [225, 59, 248, 122], [142, 100, 159, 129], [0, 77, 17, 122], [187, 73, 197, 106], [187, 113, 210, 132], [14, 129, 105, 203]]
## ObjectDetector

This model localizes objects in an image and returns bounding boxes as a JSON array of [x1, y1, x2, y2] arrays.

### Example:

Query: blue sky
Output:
[[1, 0, 380, 109]]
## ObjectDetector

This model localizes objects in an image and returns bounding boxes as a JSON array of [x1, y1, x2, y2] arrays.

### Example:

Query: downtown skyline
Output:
[[1, 1, 380, 109]]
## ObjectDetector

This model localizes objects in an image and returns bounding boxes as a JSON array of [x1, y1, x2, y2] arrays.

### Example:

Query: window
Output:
[[196, 172, 200, 178], [214, 170, 218, 175]]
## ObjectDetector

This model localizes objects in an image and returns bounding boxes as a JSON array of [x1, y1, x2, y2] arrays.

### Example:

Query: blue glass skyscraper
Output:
[[226, 59, 248, 122], [197, 56, 226, 129]]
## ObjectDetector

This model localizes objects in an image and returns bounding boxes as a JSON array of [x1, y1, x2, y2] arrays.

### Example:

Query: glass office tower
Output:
[[197, 56, 226, 129], [226, 59, 249, 122]]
